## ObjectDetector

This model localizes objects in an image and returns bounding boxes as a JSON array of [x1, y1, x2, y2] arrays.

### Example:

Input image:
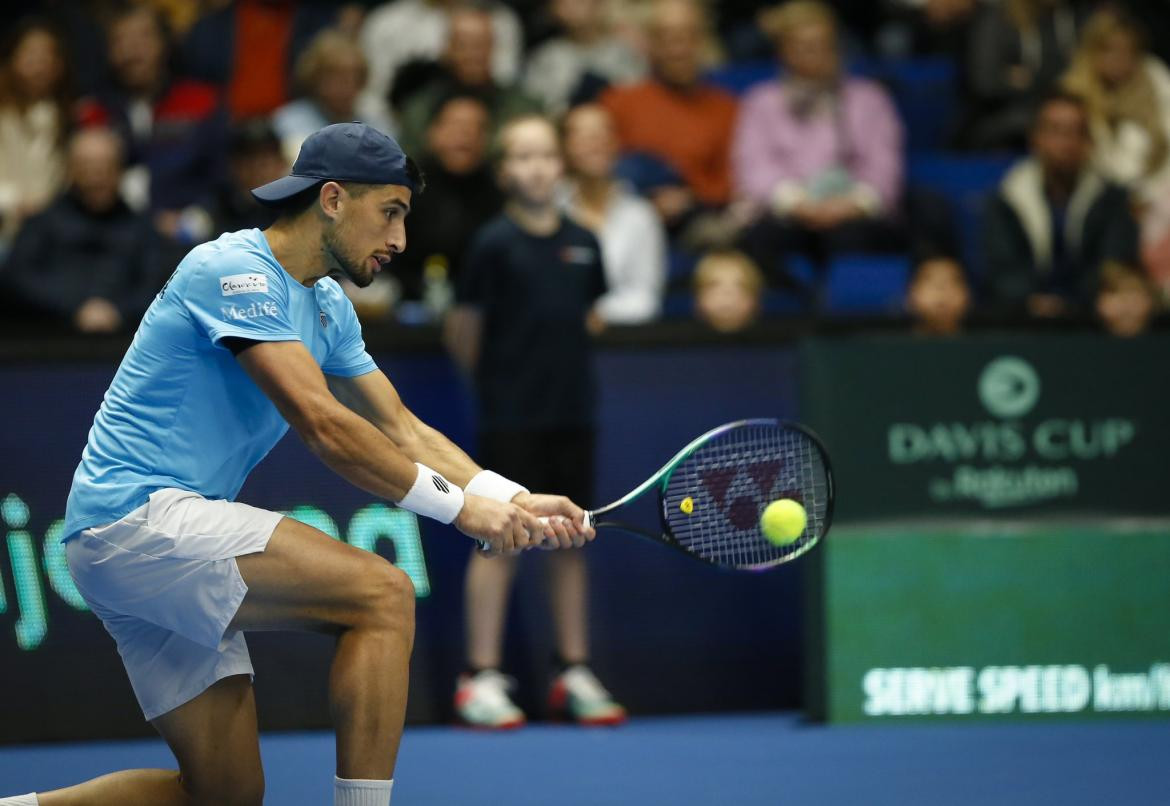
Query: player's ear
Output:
[[319, 181, 344, 220]]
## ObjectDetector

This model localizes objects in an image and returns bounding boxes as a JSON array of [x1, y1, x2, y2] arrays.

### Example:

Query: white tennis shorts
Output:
[[65, 488, 283, 721]]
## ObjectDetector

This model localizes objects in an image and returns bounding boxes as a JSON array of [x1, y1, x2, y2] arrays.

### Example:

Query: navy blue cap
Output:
[[252, 122, 416, 205]]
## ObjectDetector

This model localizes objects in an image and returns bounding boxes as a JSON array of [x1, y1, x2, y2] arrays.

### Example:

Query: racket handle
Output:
[[476, 512, 592, 552]]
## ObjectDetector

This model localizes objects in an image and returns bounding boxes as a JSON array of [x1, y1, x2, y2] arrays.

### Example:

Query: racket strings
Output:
[[662, 422, 830, 569]]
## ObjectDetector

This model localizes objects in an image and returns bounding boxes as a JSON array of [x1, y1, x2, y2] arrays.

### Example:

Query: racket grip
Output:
[[476, 513, 592, 552]]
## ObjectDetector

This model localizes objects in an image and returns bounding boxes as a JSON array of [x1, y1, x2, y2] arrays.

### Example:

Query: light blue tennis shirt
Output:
[[63, 228, 377, 540]]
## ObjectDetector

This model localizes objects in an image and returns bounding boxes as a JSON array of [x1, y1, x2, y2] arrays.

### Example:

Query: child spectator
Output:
[[1096, 259, 1160, 337], [523, 0, 646, 116], [736, 1, 905, 285], [964, 0, 1083, 150], [1061, 8, 1170, 295], [599, 0, 737, 226], [693, 249, 765, 333], [906, 253, 972, 336], [444, 115, 623, 730], [395, 5, 541, 157], [273, 29, 392, 163], [983, 90, 1139, 318], [0, 20, 72, 246], [2, 128, 160, 333], [562, 102, 665, 325], [77, 5, 227, 246]]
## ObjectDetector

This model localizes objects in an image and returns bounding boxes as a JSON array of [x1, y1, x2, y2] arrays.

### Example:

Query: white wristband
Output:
[[465, 469, 529, 503], [398, 463, 465, 524]]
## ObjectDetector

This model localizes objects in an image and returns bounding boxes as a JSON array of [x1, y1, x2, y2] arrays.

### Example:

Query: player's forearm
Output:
[[302, 403, 425, 503], [396, 415, 482, 487]]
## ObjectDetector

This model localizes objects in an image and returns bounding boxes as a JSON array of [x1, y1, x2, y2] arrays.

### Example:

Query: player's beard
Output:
[[322, 221, 374, 288]]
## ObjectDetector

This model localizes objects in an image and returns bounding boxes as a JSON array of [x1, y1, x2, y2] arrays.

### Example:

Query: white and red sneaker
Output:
[[455, 670, 526, 729], [548, 665, 628, 726]]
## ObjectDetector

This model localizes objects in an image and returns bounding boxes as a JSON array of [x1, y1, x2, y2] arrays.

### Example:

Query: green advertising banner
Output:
[[805, 522, 1170, 723], [800, 334, 1170, 519]]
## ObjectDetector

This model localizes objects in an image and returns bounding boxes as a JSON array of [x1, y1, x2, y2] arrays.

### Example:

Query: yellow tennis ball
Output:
[[760, 499, 806, 545], [680, 496, 694, 515]]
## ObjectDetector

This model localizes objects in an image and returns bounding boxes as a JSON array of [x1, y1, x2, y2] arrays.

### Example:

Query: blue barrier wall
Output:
[[0, 344, 802, 741]]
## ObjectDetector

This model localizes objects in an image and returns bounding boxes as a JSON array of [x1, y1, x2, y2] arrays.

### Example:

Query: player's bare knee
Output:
[[354, 556, 415, 632]]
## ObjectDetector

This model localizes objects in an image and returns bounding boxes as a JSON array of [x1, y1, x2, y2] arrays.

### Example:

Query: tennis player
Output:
[[0, 122, 592, 806]]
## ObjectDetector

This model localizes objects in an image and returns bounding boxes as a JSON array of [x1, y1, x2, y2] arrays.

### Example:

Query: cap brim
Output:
[[251, 174, 322, 206]]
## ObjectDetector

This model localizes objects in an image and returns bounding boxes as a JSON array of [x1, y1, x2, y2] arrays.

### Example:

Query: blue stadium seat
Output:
[[785, 254, 817, 288], [822, 254, 911, 314], [907, 153, 1018, 276], [883, 58, 958, 153]]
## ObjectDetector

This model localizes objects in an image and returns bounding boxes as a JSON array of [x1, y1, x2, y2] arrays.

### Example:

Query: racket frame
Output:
[[588, 418, 835, 570]]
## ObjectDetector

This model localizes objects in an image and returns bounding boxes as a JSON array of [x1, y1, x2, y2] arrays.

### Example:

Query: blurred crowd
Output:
[[0, 0, 1167, 339]]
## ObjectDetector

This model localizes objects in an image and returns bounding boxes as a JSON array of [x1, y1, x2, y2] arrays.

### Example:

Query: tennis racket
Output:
[[486, 419, 834, 571]]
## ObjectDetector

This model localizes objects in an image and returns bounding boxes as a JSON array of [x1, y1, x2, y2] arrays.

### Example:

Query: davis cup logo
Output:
[[978, 357, 1040, 419]]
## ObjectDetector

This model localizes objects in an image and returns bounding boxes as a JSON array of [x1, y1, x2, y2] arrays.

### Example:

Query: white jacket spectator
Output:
[[561, 103, 665, 324]]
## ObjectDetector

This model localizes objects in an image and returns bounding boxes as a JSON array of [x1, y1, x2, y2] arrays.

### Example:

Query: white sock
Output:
[[335, 776, 393, 806], [0, 795, 39, 806]]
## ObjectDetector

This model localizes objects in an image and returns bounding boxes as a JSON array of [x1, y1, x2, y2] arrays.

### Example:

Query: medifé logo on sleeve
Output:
[[220, 273, 269, 296]]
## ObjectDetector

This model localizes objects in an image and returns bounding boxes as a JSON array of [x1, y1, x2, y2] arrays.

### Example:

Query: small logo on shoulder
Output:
[[220, 273, 269, 296], [320, 311, 328, 328]]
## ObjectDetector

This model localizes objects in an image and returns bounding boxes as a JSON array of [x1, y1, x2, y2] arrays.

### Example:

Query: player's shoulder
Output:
[[183, 227, 258, 260], [313, 275, 357, 315], [177, 229, 287, 288]]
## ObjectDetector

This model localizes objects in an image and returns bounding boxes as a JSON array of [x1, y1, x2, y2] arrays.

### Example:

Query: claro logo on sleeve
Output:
[[220, 274, 270, 296]]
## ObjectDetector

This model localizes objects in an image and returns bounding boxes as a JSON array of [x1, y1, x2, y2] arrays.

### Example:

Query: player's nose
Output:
[[386, 224, 405, 254]]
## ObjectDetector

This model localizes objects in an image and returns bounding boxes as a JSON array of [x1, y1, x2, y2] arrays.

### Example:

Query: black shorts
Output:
[[478, 428, 595, 506]]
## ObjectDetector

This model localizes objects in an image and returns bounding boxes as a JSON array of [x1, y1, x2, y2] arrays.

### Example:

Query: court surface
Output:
[[1, 712, 1167, 805]]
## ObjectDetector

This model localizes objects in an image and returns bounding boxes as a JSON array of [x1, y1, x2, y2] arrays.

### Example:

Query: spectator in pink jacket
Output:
[[734, 1, 904, 296]]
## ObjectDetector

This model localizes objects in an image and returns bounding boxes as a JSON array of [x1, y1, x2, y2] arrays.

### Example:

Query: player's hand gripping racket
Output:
[[485, 418, 834, 571]]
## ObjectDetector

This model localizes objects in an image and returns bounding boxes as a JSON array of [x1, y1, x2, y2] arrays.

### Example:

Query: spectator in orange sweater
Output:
[[599, 0, 737, 230]]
